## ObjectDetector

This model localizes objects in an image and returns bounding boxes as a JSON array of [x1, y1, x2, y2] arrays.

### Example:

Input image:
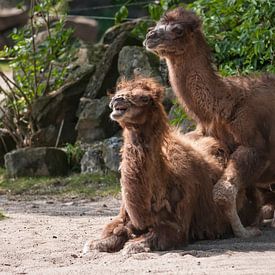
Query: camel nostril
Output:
[[115, 97, 125, 103], [147, 30, 158, 39]]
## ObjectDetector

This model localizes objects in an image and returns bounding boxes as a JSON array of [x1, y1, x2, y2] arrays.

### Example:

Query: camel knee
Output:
[[213, 179, 238, 207]]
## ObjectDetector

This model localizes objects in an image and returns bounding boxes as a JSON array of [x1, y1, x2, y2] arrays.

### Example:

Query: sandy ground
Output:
[[1, 196, 275, 275]]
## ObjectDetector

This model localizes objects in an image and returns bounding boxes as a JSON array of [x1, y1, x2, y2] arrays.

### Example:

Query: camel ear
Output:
[[107, 89, 116, 99], [152, 86, 164, 102]]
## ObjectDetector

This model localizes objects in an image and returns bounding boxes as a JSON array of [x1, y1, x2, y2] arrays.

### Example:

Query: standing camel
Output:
[[144, 7, 275, 238]]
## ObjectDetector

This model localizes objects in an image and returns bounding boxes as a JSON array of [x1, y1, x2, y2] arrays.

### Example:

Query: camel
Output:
[[144, 7, 275, 238], [83, 77, 262, 254]]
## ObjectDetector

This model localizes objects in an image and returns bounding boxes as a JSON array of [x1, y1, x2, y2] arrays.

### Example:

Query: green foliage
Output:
[[65, 142, 85, 173], [148, 0, 182, 21], [113, 0, 182, 40], [190, 0, 275, 75], [0, 212, 5, 220], [0, 0, 77, 147], [170, 102, 189, 127], [115, 5, 129, 24], [0, 168, 120, 198]]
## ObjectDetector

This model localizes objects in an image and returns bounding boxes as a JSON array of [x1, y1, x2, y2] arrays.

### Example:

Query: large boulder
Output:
[[102, 136, 122, 172], [65, 16, 97, 44], [0, 8, 28, 32], [80, 141, 105, 174], [118, 46, 173, 112], [117, 46, 162, 82], [0, 7, 28, 49], [76, 96, 119, 143], [31, 66, 94, 146], [83, 21, 141, 100], [5, 147, 69, 177], [81, 136, 122, 174]]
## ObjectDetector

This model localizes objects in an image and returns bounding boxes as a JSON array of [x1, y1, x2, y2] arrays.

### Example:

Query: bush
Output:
[[191, 0, 275, 75], [0, 0, 77, 147]]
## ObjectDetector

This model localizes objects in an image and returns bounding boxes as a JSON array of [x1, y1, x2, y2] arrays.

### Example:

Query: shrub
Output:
[[191, 0, 275, 75], [0, 0, 77, 147]]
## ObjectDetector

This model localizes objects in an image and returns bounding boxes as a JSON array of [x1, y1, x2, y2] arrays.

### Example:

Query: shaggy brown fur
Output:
[[144, 7, 275, 238], [84, 78, 262, 253]]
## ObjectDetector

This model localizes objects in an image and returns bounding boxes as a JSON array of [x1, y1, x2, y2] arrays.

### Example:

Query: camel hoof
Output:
[[83, 240, 93, 254], [83, 239, 103, 254], [122, 241, 150, 255], [235, 227, 262, 238]]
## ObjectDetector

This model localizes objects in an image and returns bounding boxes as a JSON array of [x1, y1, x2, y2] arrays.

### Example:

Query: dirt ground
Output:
[[1, 196, 275, 275]]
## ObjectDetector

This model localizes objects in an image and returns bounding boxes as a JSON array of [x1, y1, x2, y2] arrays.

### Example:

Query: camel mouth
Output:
[[143, 38, 160, 50], [110, 102, 128, 120]]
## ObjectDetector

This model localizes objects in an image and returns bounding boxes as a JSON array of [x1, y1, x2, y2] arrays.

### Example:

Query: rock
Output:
[[76, 96, 119, 143], [117, 46, 162, 82], [65, 16, 97, 44], [0, 7, 28, 49], [5, 147, 69, 177], [31, 66, 94, 147], [0, 129, 16, 166], [0, 0, 24, 8], [35, 16, 98, 47], [81, 141, 104, 174], [101, 20, 140, 45], [163, 87, 175, 113], [83, 22, 141, 100], [0, 8, 28, 32], [81, 136, 122, 174], [0, 30, 13, 50], [102, 136, 122, 172]]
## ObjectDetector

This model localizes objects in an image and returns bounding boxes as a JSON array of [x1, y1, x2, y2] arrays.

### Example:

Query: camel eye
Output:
[[140, 95, 150, 103], [147, 26, 155, 32], [171, 24, 184, 35]]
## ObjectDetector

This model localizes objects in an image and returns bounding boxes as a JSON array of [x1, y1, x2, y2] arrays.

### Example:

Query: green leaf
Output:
[[115, 5, 128, 25]]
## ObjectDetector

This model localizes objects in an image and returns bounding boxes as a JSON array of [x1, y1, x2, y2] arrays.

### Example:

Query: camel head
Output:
[[109, 77, 164, 126], [144, 7, 201, 57]]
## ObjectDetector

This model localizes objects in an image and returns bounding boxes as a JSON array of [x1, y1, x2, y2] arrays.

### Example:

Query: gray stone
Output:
[[83, 23, 141, 100], [65, 16, 97, 44], [5, 147, 69, 177], [102, 136, 122, 172], [0, 0, 25, 8], [31, 66, 94, 146], [76, 96, 119, 143], [101, 20, 140, 45], [117, 46, 161, 81], [81, 141, 104, 174], [80, 136, 122, 174], [163, 87, 175, 113], [35, 16, 98, 46], [0, 8, 28, 32]]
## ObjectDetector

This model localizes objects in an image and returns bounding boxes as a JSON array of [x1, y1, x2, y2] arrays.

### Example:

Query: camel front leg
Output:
[[83, 204, 132, 253], [122, 222, 185, 254], [213, 146, 267, 238]]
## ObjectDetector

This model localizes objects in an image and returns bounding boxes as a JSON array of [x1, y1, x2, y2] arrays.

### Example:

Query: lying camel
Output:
[[83, 77, 262, 254], [144, 7, 275, 238]]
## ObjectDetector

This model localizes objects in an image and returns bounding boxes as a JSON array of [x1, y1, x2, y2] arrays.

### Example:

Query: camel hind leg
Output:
[[213, 180, 262, 238]]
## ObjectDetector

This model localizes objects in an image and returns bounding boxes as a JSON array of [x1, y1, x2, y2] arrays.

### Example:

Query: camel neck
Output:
[[121, 122, 168, 190], [123, 122, 167, 155], [166, 45, 229, 123]]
